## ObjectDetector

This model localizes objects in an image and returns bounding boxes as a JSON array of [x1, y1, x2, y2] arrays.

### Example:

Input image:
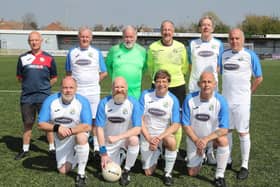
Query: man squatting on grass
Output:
[[38, 77, 92, 187], [139, 70, 181, 186], [182, 72, 230, 187], [96, 77, 142, 186]]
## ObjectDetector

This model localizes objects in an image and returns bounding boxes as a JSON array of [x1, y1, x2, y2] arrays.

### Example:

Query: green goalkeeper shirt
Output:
[[106, 43, 147, 99]]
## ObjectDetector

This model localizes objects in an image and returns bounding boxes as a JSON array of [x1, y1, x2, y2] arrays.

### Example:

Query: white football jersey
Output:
[[139, 89, 180, 136], [221, 48, 262, 104], [65, 46, 107, 95], [95, 96, 142, 138], [182, 91, 229, 138], [188, 38, 223, 92]]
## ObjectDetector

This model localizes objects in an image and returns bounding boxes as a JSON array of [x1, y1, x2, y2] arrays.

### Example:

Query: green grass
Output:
[[0, 56, 279, 186]]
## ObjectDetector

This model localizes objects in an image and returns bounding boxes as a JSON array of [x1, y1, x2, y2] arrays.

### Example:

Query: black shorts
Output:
[[20, 103, 42, 125]]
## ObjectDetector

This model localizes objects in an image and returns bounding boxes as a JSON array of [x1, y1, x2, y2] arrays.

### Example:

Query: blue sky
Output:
[[1, 0, 279, 29]]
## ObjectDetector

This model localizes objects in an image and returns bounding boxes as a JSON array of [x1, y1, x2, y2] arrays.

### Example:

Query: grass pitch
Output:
[[0, 56, 279, 186]]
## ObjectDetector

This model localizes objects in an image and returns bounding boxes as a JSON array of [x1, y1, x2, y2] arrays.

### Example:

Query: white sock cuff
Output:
[[165, 149, 177, 158], [239, 133, 250, 141], [23, 144, 30, 152], [128, 144, 139, 154], [75, 143, 90, 153], [217, 146, 229, 154]]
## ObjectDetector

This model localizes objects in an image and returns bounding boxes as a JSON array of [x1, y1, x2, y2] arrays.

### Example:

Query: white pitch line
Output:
[[0, 90, 279, 97]]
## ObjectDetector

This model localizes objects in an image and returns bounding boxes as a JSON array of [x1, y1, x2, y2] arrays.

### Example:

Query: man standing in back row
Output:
[[147, 20, 188, 157], [65, 27, 107, 155], [106, 25, 147, 100], [15, 31, 57, 160], [221, 28, 263, 180]]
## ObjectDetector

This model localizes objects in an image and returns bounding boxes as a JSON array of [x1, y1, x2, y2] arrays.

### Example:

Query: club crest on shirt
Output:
[[209, 104, 214, 111], [211, 45, 217, 49], [39, 57, 45, 62], [123, 108, 128, 115], [163, 102, 169, 108], [88, 52, 93, 58], [70, 108, 75, 115]]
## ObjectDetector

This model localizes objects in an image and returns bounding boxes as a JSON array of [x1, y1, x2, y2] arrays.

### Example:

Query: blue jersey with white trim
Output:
[[139, 89, 180, 136], [38, 93, 92, 127], [95, 96, 141, 137], [221, 48, 263, 104], [182, 91, 229, 138]]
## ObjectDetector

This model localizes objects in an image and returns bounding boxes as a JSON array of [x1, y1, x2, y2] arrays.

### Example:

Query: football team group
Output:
[[14, 16, 263, 187]]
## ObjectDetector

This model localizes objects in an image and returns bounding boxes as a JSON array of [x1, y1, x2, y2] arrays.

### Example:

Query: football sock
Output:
[[164, 149, 177, 175], [215, 145, 230, 178], [23, 144, 29, 152], [93, 136, 99, 151], [75, 143, 89, 176], [124, 144, 139, 171], [240, 133, 250, 169], [49, 143, 55, 151], [175, 127, 182, 150], [227, 132, 233, 163]]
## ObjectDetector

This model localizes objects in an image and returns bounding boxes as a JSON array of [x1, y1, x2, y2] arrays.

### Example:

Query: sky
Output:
[[1, 0, 279, 29]]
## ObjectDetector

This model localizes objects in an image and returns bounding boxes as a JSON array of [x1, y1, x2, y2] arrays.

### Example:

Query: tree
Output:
[[241, 15, 280, 35], [22, 13, 38, 30]]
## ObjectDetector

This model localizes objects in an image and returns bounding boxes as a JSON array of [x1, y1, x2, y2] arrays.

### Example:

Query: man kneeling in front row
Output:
[[38, 76, 92, 187], [181, 72, 230, 187]]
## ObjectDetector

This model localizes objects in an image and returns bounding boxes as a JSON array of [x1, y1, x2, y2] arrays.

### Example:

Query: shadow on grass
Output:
[[0, 135, 48, 155], [22, 155, 57, 171]]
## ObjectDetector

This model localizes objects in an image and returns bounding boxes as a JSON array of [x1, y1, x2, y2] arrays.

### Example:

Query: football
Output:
[[102, 161, 122, 182]]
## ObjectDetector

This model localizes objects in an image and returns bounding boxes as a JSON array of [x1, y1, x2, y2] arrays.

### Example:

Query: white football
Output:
[[102, 162, 122, 182]]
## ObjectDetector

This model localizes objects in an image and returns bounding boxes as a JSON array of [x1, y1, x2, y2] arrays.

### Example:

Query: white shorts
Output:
[[140, 135, 162, 169], [228, 104, 250, 133], [106, 139, 127, 165], [186, 137, 212, 168], [55, 132, 89, 169], [77, 89, 100, 119]]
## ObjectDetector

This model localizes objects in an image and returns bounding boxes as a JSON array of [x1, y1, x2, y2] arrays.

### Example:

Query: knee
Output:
[[163, 136, 177, 151], [75, 133, 88, 145], [128, 136, 139, 146], [216, 136, 228, 147], [188, 167, 199, 177]]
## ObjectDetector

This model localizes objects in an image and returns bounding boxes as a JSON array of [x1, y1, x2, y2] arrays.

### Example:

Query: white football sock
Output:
[[93, 136, 99, 151], [124, 144, 139, 171], [164, 149, 177, 176], [227, 132, 233, 163], [240, 134, 250, 169], [23, 144, 30, 152], [75, 143, 89, 176], [215, 145, 230, 178], [49, 143, 55, 151]]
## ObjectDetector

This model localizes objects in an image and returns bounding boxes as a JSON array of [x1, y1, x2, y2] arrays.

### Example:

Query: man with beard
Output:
[[38, 76, 92, 187], [96, 77, 142, 186], [139, 70, 181, 186], [106, 25, 147, 99]]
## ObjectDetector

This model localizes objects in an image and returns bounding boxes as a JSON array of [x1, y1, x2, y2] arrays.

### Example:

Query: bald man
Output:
[[182, 72, 230, 187], [15, 31, 57, 160], [221, 28, 263, 180], [96, 77, 142, 186]]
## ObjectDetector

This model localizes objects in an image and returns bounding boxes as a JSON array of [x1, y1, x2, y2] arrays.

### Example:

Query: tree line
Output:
[[17, 12, 280, 35]]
